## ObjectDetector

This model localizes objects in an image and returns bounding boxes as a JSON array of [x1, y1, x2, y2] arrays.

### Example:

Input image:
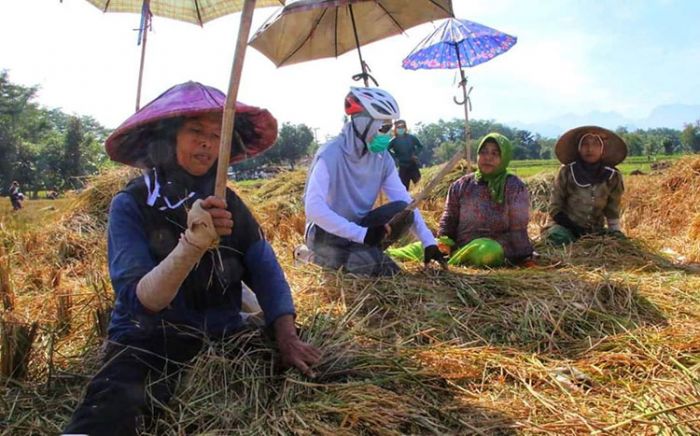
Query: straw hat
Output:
[[554, 125, 627, 166], [105, 81, 277, 168]]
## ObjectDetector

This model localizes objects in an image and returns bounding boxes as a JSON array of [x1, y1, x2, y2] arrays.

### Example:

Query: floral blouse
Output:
[[438, 173, 533, 260]]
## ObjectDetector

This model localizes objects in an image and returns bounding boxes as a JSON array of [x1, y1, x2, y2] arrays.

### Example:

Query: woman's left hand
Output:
[[274, 315, 322, 377], [200, 196, 234, 236]]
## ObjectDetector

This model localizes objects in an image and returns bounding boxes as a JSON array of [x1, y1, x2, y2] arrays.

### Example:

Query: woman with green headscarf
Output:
[[387, 133, 533, 266], [439, 133, 533, 266]]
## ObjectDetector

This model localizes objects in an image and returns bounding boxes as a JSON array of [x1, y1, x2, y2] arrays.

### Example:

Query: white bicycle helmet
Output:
[[345, 87, 400, 121]]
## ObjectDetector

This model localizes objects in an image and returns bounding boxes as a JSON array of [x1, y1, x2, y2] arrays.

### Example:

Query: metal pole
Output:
[[348, 4, 369, 87], [455, 45, 471, 164], [214, 0, 257, 200]]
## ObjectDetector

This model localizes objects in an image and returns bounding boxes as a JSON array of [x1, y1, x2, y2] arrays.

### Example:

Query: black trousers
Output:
[[64, 330, 204, 436], [306, 201, 414, 276], [398, 162, 421, 190]]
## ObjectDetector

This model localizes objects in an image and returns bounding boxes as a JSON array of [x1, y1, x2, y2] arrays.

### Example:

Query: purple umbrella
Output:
[[403, 18, 517, 163]]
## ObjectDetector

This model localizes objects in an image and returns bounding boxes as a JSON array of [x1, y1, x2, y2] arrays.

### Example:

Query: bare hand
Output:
[[200, 196, 233, 236], [278, 335, 322, 378], [274, 315, 321, 377]]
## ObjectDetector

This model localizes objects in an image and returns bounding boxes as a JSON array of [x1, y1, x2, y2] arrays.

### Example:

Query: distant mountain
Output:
[[510, 104, 700, 138], [642, 104, 700, 130]]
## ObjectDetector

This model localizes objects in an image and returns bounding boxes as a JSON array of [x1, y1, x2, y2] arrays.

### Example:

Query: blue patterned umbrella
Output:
[[402, 18, 516, 162]]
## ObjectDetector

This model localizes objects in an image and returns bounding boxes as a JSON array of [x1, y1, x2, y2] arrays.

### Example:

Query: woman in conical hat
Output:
[[543, 125, 628, 245], [65, 81, 321, 435]]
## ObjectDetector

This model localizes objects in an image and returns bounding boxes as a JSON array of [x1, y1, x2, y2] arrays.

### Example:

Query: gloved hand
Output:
[[184, 199, 219, 251], [424, 244, 447, 267], [606, 229, 626, 239], [136, 198, 220, 313], [363, 224, 389, 247], [553, 212, 587, 238]]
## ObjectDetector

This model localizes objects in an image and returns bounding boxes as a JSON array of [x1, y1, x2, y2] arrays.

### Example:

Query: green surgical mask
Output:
[[397, 128, 406, 135], [368, 132, 391, 153]]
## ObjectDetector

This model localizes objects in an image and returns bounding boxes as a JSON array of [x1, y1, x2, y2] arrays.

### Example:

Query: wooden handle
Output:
[[214, 0, 257, 200], [408, 145, 468, 210]]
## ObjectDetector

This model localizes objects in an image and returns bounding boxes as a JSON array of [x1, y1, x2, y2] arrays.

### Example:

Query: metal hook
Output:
[[352, 71, 379, 87]]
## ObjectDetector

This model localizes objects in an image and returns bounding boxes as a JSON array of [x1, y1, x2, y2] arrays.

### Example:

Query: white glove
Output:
[[136, 200, 219, 312]]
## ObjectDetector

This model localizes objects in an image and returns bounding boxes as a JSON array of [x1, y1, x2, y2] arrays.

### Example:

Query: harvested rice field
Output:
[[1, 158, 699, 435]]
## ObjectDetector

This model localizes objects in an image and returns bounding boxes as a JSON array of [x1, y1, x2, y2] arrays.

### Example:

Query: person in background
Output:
[[388, 119, 423, 190], [300, 87, 446, 277], [543, 125, 627, 245], [64, 81, 321, 436], [8, 181, 23, 211]]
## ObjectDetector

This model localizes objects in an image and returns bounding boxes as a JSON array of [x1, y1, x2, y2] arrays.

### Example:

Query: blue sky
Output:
[[1, 0, 698, 139]]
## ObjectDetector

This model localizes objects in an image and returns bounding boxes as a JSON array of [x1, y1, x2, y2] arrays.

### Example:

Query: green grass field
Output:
[[507, 154, 685, 177], [0, 198, 71, 232]]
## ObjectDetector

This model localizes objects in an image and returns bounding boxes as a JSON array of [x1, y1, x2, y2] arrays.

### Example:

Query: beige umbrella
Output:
[[83, 0, 284, 199], [249, 0, 454, 86]]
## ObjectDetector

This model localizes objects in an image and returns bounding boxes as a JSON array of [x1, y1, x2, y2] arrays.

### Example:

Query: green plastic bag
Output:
[[386, 236, 455, 263], [447, 238, 505, 267]]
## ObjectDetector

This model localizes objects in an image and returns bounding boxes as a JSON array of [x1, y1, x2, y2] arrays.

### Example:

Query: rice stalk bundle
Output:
[[623, 157, 700, 261], [524, 173, 555, 213], [0, 317, 38, 380], [254, 169, 307, 203], [416, 160, 469, 202], [0, 245, 14, 311], [51, 269, 72, 335], [68, 166, 140, 223]]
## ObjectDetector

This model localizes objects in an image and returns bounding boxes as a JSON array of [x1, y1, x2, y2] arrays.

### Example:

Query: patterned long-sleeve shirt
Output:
[[438, 173, 533, 260], [548, 163, 624, 231]]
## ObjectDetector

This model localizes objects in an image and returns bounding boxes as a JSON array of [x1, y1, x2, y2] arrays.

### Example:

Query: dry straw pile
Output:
[[1, 158, 698, 434]]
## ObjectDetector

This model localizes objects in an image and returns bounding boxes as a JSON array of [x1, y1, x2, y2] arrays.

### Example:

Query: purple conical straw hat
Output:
[[105, 81, 278, 168]]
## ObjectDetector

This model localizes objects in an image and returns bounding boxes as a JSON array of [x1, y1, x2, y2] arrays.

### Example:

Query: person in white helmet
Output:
[[300, 87, 446, 276]]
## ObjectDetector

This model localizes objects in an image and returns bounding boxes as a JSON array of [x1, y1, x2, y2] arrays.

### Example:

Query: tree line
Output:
[[1, 70, 110, 197], [412, 119, 700, 166]]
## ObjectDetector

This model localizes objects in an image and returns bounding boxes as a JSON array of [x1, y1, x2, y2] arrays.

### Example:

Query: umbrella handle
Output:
[[453, 84, 473, 111]]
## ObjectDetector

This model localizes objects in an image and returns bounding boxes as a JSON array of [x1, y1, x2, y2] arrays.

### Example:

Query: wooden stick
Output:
[[135, 0, 150, 112], [214, 0, 257, 200], [387, 144, 466, 228], [410, 143, 466, 209]]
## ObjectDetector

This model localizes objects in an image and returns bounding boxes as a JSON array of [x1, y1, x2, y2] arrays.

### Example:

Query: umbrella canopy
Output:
[[85, 0, 284, 25], [402, 18, 517, 71], [83, 0, 284, 110], [402, 18, 516, 162], [81, 0, 285, 199], [391, 18, 516, 216], [249, 0, 453, 85]]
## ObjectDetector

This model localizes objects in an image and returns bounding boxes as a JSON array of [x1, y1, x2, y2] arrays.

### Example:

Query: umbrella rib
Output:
[[427, 0, 453, 16], [279, 9, 329, 66], [334, 7, 339, 58], [103, 0, 111, 12], [194, 0, 203, 26], [376, 1, 405, 33]]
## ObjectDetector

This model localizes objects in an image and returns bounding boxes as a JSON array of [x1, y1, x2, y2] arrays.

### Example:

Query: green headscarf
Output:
[[474, 132, 513, 204]]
